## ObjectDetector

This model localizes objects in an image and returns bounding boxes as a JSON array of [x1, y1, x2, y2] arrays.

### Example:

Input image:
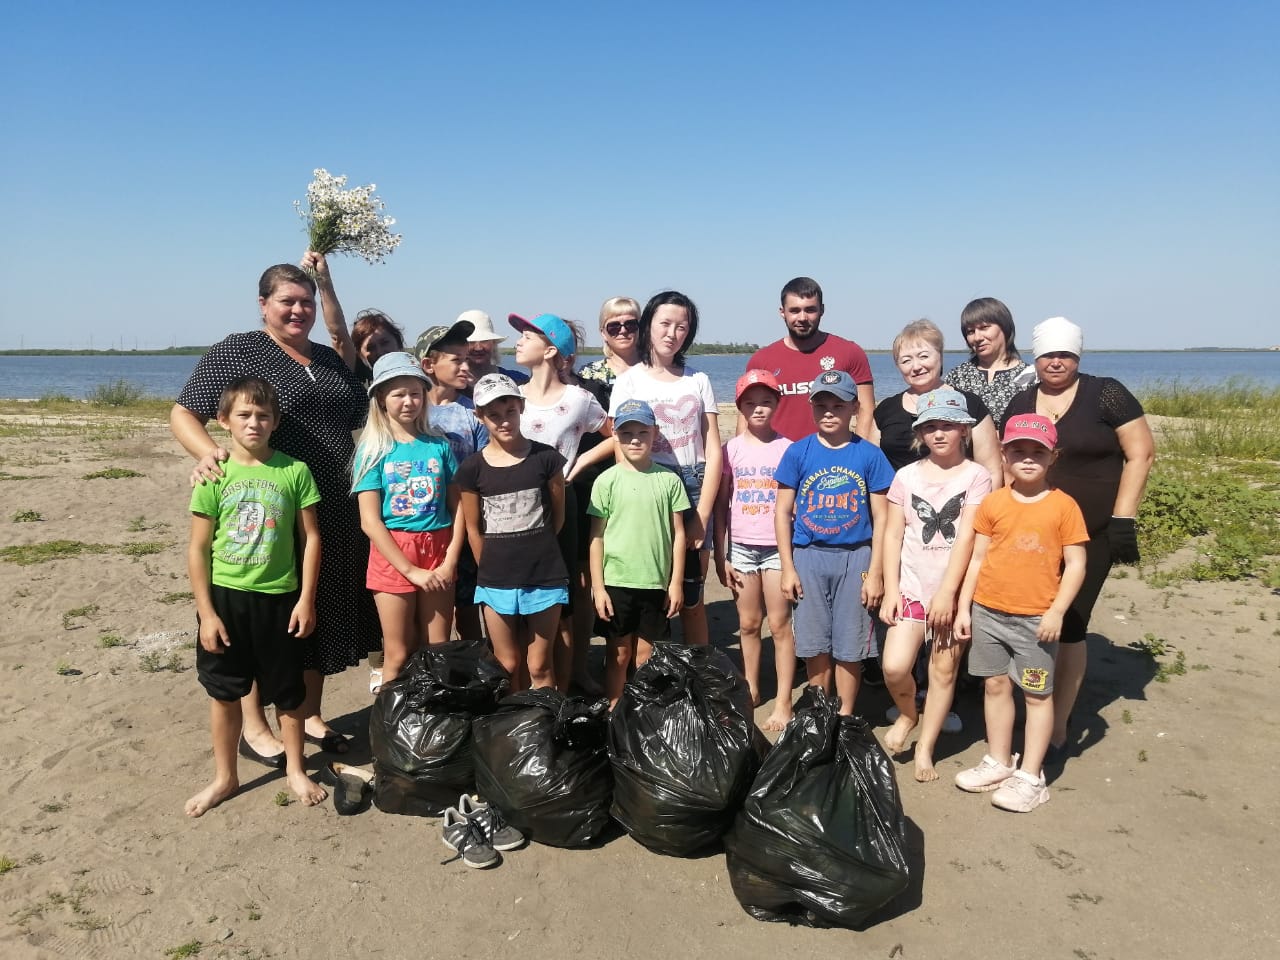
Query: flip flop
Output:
[[238, 735, 285, 770], [305, 732, 351, 754], [318, 762, 374, 815]]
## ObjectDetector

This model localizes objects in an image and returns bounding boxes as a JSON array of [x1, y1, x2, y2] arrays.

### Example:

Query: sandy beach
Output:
[[0, 404, 1276, 959]]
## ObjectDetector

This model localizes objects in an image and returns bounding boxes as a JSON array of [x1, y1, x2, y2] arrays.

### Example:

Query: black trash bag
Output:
[[724, 688, 910, 928], [608, 642, 767, 856], [471, 689, 613, 848], [369, 638, 510, 816]]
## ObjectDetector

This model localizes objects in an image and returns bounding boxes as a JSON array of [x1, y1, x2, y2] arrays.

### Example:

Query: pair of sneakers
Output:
[[954, 754, 1050, 812], [441, 794, 526, 869]]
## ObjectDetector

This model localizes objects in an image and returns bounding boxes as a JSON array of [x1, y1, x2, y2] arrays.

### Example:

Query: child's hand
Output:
[[405, 567, 438, 592], [925, 590, 956, 640], [198, 615, 230, 654], [665, 583, 682, 619], [433, 561, 457, 588], [879, 589, 901, 627], [593, 587, 614, 622], [714, 555, 729, 588], [953, 608, 973, 643], [781, 567, 803, 603], [288, 602, 316, 639], [1037, 609, 1064, 643], [861, 570, 884, 613], [689, 509, 711, 550]]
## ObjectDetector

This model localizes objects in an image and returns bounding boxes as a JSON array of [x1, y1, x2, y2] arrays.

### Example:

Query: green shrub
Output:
[[86, 379, 147, 407]]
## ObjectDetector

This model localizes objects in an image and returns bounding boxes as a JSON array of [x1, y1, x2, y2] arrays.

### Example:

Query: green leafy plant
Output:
[[11, 509, 42, 522], [82, 467, 143, 480], [98, 632, 125, 648], [86, 379, 148, 407], [164, 941, 203, 959], [62, 603, 99, 630]]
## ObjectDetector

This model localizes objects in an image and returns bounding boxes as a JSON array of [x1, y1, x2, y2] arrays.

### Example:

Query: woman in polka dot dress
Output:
[[170, 263, 378, 761]]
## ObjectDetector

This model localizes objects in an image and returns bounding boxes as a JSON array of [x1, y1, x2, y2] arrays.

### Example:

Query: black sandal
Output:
[[238, 735, 285, 770], [305, 732, 351, 754]]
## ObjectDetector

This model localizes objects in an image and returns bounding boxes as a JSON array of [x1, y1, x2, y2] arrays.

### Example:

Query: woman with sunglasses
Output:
[[578, 297, 643, 404]]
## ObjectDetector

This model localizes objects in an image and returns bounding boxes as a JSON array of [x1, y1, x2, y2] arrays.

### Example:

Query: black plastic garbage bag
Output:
[[472, 689, 613, 847], [370, 638, 510, 816], [608, 642, 767, 856], [724, 688, 910, 928]]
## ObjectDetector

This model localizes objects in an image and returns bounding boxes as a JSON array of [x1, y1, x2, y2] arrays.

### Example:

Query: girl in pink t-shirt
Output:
[[880, 387, 991, 781], [714, 371, 794, 731]]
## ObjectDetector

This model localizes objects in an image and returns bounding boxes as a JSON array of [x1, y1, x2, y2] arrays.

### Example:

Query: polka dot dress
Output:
[[178, 330, 381, 675]]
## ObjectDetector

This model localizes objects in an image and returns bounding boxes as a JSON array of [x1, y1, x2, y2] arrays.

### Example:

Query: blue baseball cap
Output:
[[509, 313, 576, 358], [613, 399, 656, 429], [912, 386, 976, 428], [808, 369, 858, 402]]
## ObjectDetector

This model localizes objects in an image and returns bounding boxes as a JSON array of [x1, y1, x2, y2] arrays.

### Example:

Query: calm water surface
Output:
[[0, 350, 1276, 404]]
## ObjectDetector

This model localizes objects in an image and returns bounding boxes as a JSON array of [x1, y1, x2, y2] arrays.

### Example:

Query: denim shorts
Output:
[[728, 541, 781, 574], [791, 542, 876, 663], [670, 461, 714, 548], [475, 584, 569, 617]]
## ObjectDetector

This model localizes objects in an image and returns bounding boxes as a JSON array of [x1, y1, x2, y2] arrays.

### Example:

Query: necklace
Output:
[[1037, 382, 1078, 421]]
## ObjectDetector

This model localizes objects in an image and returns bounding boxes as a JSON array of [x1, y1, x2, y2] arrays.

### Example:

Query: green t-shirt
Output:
[[587, 464, 690, 590], [189, 452, 321, 594]]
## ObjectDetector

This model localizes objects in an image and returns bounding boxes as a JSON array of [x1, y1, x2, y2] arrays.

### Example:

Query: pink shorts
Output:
[[898, 596, 927, 622], [367, 528, 451, 594]]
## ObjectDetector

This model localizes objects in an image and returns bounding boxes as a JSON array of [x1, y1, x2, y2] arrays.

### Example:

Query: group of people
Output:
[[173, 260, 1155, 819]]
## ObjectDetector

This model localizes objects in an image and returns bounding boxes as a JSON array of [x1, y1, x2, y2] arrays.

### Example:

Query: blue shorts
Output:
[[791, 543, 876, 663], [475, 584, 568, 617]]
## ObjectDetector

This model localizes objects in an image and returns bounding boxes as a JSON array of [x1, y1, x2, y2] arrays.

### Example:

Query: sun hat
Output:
[[912, 386, 977, 428], [367, 351, 429, 396], [735, 369, 782, 404], [808, 370, 858, 403], [461, 310, 506, 344], [1031, 317, 1083, 359], [1002, 413, 1058, 449], [613, 399, 656, 429], [509, 313, 576, 358], [472, 373, 524, 410], [414, 319, 476, 360]]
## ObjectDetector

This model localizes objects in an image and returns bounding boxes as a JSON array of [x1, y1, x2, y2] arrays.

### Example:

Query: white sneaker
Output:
[[955, 753, 1019, 793], [991, 769, 1050, 812]]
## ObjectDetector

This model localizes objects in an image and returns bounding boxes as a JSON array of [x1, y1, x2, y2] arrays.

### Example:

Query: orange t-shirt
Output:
[[973, 488, 1089, 616]]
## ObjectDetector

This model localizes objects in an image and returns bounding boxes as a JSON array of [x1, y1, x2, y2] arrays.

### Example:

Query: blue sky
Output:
[[2, 2, 1276, 351]]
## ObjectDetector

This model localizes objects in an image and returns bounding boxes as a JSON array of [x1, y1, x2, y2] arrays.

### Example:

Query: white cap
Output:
[[1032, 316, 1083, 358], [460, 310, 506, 344]]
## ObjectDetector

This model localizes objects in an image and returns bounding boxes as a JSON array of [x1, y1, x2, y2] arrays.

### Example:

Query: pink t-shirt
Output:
[[722, 435, 793, 546], [747, 333, 873, 441], [887, 459, 991, 603]]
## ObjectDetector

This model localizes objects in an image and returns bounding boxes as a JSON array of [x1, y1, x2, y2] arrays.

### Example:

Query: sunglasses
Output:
[[605, 318, 639, 336]]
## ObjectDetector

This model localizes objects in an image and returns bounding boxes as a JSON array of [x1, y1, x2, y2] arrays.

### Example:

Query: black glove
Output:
[[1108, 516, 1140, 564]]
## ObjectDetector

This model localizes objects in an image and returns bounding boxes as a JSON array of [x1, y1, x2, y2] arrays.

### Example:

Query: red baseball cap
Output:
[[735, 369, 781, 404], [1002, 413, 1058, 450]]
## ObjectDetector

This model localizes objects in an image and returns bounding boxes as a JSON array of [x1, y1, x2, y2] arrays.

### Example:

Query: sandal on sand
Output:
[[305, 732, 351, 755], [318, 762, 375, 815], [238, 735, 285, 770]]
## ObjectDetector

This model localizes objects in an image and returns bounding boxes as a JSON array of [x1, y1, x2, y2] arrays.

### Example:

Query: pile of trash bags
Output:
[[471, 689, 613, 847], [608, 643, 767, 856], [724, 688, 911, 928], [369, 639, 509, 816]]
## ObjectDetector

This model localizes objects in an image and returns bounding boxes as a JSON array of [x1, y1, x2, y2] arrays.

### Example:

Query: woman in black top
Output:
[[870, 319, 1003, 488], [1003, 316, 1155, 760]]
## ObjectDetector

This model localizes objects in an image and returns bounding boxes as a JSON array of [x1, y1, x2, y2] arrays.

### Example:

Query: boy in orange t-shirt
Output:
[[953, 414, 1088, 812]]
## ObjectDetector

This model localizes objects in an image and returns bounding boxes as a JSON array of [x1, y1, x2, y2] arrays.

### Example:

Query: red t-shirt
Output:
[[747, 333, 874, 441]]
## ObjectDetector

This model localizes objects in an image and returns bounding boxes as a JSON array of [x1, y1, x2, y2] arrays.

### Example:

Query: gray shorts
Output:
[[967, 603, 1056, 695], [792, 543, 876, 663], [728, 541, 781, 574]]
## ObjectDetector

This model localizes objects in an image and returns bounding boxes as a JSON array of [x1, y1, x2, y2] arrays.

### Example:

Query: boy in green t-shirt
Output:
[[588, 399, 690, 705], [185, 377, 326, 817]]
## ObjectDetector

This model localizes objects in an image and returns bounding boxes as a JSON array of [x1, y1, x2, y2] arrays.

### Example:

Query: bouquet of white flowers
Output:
[[294, 169, 402, 264]]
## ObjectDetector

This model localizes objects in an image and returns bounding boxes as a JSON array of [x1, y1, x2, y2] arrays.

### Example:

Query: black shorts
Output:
[[455, 542, 478, 606], [603, 586, 670, 643], [196, 586, 306, 710]]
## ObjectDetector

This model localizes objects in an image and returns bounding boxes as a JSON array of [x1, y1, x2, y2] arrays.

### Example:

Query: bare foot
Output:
[[914, 754, 939, 782], [185, 777, 238, 818], [884, 715, 918, 755], [288, 770, 328, 807], [762, 706, 793, 733]]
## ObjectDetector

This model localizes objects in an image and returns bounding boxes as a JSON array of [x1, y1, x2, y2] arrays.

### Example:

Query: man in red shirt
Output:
[[744, 277, 875, 440]]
